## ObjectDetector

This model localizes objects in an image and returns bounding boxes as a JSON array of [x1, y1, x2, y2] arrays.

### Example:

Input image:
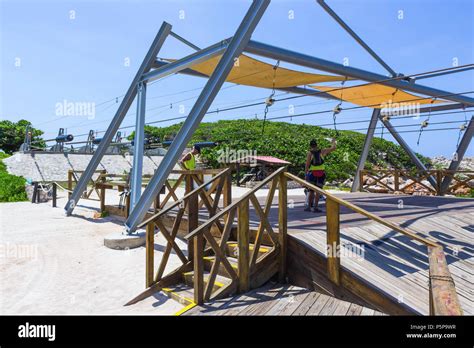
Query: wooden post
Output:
[[52, 182, 57, 207], [193, 234, 204, 305], [32, 182, 38, 203], [436, 170, 443, 196], [99, 185, 105, 213], [236, 163, 241, 187], [125, 193, 130, 218], [428, 246, 463, 315], [67, 170, 72, 200], [153, 187, 161, 213], [223, 169, 232, 209], [146, 221, 154, 287], [186, 174, 197, 261], [100, 171, 106, 212], [36, 183, 41, 203], [237, 198, 250, 293], [394, 170, 400, 192], [184, 172, 203, 304], [278, 171, 288, 283], [326, 198, 341, 285], [359, 170, 365, 191]]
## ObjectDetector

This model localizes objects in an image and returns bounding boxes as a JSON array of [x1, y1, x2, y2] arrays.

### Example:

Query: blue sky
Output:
[[1, 0, 473, 157]]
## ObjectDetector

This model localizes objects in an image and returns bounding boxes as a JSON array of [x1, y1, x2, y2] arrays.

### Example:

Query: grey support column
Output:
[[130, 82, 147, 210], [380, 117, 437, 188], [64, 22, 172, 215], [316, 0, 397, 77], [125, 0, 270, 232], [351, 108, 380, 192], [440, 116, 474, 194]]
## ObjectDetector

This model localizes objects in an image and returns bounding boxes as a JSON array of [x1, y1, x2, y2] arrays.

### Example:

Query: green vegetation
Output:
[[0, 119, 44, 154], [132, 119, 430, 182], [0, 152, 28, 202]]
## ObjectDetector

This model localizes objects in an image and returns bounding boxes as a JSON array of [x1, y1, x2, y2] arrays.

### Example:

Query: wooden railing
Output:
[[138, 167, 286, 306], [131, 166, 462, 315], [89, 168, 226, 216], [359, 169, 474, 196], [138, 168, 233, 301], [95, 172, 170, 215], [184, 167, 287, 304], [286, 171, 463, 315], [67, 169, 107, 201]]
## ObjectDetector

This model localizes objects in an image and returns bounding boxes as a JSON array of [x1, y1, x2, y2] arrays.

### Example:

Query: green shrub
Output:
[[0, 153, 28, 202], [0, 171, 28, 202], [131, 119, 429, 182]]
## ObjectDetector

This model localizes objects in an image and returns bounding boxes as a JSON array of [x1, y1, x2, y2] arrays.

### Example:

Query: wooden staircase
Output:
[[160, 240, 276, 305], [125, 167, 286, 308]]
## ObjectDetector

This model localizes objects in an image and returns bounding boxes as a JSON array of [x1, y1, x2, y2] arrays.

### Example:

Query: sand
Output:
[[0, 193, 186, 315]]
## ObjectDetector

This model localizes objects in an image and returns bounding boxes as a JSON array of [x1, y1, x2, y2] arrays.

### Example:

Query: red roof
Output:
[[232, 155, 290, 166]]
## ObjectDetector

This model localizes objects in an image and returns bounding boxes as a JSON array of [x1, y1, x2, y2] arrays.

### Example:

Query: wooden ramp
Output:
[[183, 282, 386, 316], [257, 192, 473, 315], [127, 168, 465, 316]]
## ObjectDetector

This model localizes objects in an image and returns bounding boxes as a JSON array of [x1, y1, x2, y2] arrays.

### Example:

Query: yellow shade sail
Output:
[[164, 54, 348, 88], [310, 84, 445, 108]]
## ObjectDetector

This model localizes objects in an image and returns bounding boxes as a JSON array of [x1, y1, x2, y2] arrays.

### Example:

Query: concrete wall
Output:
[[3, 153, 181, 182]]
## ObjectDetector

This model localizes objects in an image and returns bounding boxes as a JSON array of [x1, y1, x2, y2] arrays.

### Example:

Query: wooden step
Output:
[[182, 270, 232, 293], [225, 242, 271, 258], [161, 283, 195, 306], [203, 255, 238, 278]]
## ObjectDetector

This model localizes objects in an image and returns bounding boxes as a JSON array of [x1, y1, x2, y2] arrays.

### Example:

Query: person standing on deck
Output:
[[179, 144, 201, 170], [304, 138, 336, 212]]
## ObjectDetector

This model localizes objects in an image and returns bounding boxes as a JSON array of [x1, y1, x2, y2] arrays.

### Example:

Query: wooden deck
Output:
[[184, 282, 385, 316], [253, 192, 473, 315]]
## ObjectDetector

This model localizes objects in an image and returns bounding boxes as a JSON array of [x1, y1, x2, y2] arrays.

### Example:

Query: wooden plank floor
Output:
[[254, 192, 474, 315], [184, 282, 385, 316]]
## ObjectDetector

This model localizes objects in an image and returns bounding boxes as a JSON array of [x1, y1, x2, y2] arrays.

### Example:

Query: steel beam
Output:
[[125, 0, 270, 232], [418, 103, 473, 114], [170, 31, 201, 51], [130, 82, 147, 210], [64, 22, 172, 216], [380, 117, 437, 188], [316, 0, 397, 77], [141, 40, 230, 83], [413, 66, 473, 81], [440, 116, 474, 194], [351, 109, 380, 192], [245, 40, 474, 106]]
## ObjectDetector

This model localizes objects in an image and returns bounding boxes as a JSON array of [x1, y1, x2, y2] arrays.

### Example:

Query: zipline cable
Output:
[[331, 78, 346, 136], [455, 107, 469, 149], [416, 97, 436, 145], [261, 60, 280, 135]]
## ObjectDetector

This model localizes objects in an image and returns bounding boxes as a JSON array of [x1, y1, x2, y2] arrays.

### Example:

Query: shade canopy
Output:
[[310, 84, 446, 108], [164, 54, 348, 88]]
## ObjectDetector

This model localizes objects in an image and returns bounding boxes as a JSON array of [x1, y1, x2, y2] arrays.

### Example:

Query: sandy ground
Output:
[[0, 184, 345, 315], [0, 193, 188, 315]]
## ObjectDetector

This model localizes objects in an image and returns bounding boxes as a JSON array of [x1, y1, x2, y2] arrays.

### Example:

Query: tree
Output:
[[0, 120, 44, 154]]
